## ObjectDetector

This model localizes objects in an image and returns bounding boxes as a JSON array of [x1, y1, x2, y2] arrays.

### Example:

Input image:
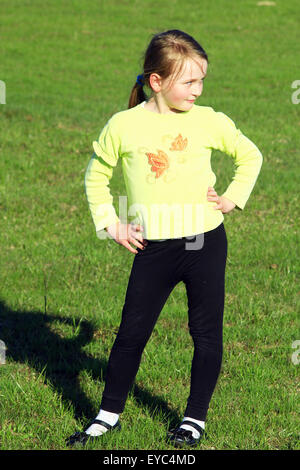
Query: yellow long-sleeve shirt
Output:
[[85, 102, 263, 240]]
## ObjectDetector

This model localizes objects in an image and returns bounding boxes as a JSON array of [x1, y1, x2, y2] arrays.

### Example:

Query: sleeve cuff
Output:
[[94, 203, 120, 232]]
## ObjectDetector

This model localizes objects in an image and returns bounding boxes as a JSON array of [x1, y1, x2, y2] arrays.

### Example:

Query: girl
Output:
[[67, 29, 263, 448]]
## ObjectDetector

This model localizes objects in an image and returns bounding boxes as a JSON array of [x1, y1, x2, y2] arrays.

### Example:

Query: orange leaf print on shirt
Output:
[[169, 134, 188, 151], [146, 150, 170, 178]]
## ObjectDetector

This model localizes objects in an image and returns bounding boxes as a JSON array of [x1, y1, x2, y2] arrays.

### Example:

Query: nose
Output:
[[192, 82, 203, 97]]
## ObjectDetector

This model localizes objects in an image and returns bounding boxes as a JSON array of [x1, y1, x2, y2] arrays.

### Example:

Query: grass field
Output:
[[0, 0, 299, 451]]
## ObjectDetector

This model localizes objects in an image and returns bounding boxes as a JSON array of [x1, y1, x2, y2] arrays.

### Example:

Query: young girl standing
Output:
[[67, 30, 262, 448]]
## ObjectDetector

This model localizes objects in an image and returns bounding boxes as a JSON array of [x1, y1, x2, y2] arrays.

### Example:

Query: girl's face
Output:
[[159, 56, 207, 113]]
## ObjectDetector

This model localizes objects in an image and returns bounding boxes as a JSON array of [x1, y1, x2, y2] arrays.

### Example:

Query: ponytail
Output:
[[128, 79, 147, 109]]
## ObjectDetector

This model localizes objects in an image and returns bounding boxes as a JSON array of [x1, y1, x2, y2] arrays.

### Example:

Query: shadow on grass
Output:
[[0, 299, 180, 429]]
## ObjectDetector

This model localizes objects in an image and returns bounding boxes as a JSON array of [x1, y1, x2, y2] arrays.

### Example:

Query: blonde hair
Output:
[[128, 29, 209, 109]]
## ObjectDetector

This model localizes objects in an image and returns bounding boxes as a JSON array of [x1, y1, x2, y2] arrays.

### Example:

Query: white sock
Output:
[[180, 416, 205, 439], [85, 409, 119, 436]]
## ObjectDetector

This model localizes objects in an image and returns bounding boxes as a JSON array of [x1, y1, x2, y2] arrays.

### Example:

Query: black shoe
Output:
[[167, 420, 207, 448], [66, 418, 121, 447]]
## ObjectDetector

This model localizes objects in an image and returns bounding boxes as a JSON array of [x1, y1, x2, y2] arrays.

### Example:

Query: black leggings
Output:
[[100, 222, 228, 421]]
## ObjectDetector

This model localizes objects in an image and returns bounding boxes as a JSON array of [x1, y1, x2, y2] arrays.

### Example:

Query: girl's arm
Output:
[[209, 111, 263, 211], [84, 154, 120, 233], [85, 115, 148, 253], [84, 154, 147, 254]]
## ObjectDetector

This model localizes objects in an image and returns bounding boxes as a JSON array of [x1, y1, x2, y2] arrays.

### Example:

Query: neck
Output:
[[145, 96, 183, 114]]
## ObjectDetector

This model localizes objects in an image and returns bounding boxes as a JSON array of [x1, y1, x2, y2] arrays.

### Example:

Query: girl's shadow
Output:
[[0, 300, 179, 427]]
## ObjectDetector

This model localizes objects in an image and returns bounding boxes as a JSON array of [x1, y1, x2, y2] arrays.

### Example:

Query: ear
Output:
[[149, 73, 162, 93]]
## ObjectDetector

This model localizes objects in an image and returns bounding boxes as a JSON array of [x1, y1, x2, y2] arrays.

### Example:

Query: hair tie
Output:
[[136, 74, 144, 86]]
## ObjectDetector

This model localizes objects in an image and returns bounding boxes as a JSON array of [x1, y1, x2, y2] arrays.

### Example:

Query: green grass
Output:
[[0, 0, 299, 450]]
